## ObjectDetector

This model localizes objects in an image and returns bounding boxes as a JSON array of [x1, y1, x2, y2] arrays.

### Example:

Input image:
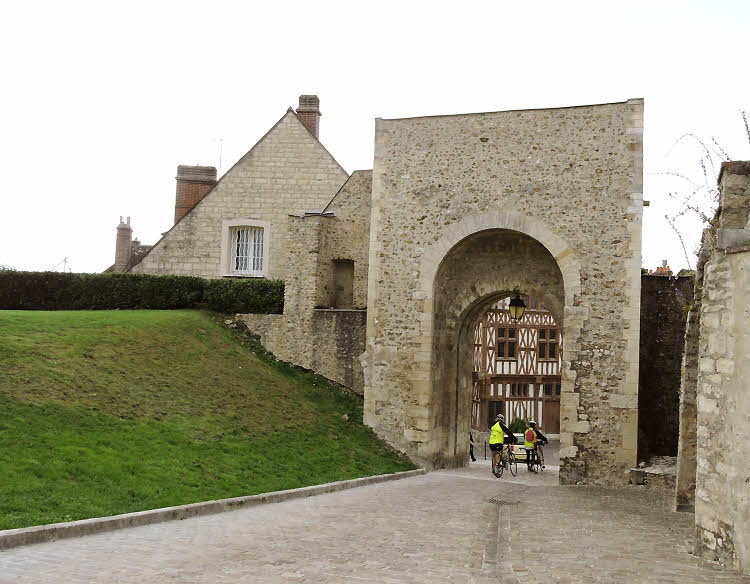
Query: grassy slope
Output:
[[0, 310, 414, 530]]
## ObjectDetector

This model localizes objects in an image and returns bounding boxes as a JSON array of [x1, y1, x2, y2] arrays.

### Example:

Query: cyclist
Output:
[[489, 414, 514, 475], [524, 420, 549, 471]]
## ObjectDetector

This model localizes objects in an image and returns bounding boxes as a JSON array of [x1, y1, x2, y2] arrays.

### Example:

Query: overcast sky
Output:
[[1, 0, 748, 273]]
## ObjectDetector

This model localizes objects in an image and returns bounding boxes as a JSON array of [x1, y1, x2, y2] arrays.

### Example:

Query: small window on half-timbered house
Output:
[[538, 328, 558, 361], [497, 327, 516, 360], [510, 382, 528, 397]]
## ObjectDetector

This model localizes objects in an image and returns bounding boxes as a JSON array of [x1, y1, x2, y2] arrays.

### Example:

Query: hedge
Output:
[[203, 278, 284, 314], [0, 271, 284, 314]]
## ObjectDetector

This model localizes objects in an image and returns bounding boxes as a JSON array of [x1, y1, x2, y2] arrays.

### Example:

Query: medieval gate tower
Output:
[[362, 100, 644, 484]]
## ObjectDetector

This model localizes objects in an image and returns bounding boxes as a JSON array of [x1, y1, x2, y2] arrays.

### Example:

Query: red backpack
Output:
[[525, 428, 535, 443]]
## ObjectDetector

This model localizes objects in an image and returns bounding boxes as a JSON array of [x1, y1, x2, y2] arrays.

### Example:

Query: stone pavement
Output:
[[1, 460, 748, 583]]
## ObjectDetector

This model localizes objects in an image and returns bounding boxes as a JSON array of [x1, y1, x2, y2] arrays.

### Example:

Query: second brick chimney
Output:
[[297, 95, 321, 139], [174, 165, 217, 224], [113, 216, 133, 272]]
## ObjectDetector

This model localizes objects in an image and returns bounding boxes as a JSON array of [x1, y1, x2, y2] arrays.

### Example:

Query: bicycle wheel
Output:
[[492, 453, 503, 477], [508, 450, 517, 476], [495, 456, 504, 477], [538, 447, 545, 472]]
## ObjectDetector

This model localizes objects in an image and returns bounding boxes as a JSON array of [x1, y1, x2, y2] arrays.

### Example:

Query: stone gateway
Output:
[[363, 101, 644, 482]]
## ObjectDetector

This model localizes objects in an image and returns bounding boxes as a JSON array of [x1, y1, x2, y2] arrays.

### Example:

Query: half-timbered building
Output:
[[472, 296, 562, 433]]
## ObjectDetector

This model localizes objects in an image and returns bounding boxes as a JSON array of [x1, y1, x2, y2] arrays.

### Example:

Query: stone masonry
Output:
[[240, 172, 372, 392], [693, 161, 750, 573], [675, 240, 709, 511], [363, 100, 644, 483], [638, 274, 694, 458]]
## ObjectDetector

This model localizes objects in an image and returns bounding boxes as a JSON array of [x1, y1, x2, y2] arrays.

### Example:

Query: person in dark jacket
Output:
[[524, 420, 549, 471]]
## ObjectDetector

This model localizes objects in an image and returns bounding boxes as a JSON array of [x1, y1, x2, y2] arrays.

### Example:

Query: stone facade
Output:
[[131, 109, 348, 281], [363, 100, 644, 482], [638, 274, 694, 458], [693, 161, 750, 573]]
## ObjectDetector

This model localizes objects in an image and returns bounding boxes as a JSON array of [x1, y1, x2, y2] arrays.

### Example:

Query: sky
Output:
[[1, 0, 748, 273]]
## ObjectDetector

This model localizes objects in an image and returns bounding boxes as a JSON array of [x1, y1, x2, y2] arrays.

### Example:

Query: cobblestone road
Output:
[[1, 460, 748, 583]]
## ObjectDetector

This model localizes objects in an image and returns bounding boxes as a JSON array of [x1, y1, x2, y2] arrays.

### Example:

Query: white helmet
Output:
[[495, 414, 505, 422], [529, 420, 537, 427]]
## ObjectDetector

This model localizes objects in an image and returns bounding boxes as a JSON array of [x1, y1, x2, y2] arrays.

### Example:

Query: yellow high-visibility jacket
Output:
[[489, 422, 505, 445], [524, 427, 537, 449]]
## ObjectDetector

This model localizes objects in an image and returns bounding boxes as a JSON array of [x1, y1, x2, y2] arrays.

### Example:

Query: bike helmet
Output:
[[495, 414, 505, 422], [528, 420, 537, 427]]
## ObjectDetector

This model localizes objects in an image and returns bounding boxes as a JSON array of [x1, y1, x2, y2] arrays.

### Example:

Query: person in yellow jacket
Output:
[[524, 420, 549, 471], [489, 414, 515, 476]]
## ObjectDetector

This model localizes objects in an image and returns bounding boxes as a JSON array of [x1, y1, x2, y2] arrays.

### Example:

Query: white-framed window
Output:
[[231, 226, 264, 274], [220, 219, 270, 278]]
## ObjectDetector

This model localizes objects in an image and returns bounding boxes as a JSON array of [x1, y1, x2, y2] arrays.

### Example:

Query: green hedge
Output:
[[0, 271, 284, 313], [203, 278, 284, 314]]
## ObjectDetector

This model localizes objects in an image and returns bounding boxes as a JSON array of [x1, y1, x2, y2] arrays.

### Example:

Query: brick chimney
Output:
[[114, 216, 132, 272], [174, 165, 217, 224], [297, 95, 321, 139]]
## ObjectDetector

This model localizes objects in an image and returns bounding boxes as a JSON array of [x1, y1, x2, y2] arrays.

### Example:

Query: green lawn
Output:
[[0, 310, 414, 530]]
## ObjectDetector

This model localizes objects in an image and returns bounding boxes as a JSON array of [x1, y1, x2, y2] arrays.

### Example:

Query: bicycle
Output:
[[492, 444, 518, 477], [527, 442, 546, 473]]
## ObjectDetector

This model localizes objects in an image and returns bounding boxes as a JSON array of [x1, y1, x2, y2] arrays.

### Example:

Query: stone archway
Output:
[[364, 101, 642, 485], [404, 212, 584, 472]]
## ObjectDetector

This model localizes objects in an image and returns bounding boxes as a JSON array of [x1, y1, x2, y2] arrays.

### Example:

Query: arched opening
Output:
[[472, 295, 562, 434], [428, 228, 567, 469]]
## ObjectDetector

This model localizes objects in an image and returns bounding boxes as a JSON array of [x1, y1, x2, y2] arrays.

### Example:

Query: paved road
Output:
[[1, 461, 748, 583]]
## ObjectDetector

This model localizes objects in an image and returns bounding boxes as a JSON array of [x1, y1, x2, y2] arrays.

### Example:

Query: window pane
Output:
[[235, 228, 250, 271], [498, 328, 505, 339], [539, 329, 546, 340], [549, 344, 556, 359], [508, 342, 516, 358], [508, 328, 516, 338], [538, 345, 545, 359], [556, 384, 561, 395], [549, 329, 556, 339], [253, 227, 264, 271], [497, 343, 505, 358]]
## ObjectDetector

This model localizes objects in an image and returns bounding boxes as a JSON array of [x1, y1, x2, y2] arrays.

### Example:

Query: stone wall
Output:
[[675, 245, 708, 511], [131, 110, 348, 280], [321, 171, 372, 309], [239, 172, 373, 393], [638, 274, 694, 458], [364, 100, 644, 481], [694, 161, 750, 573]]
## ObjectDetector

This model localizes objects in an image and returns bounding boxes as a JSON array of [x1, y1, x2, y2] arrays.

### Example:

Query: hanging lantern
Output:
[[508, 292, 526, 322]]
